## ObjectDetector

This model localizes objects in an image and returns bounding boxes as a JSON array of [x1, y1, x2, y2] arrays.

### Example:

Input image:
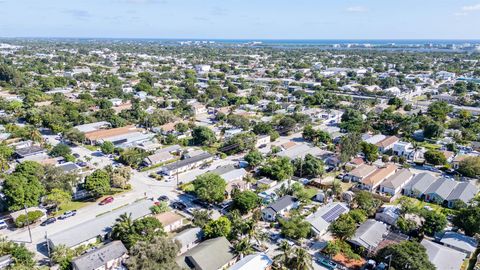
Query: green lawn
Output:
[[56, 201, 92, 216], [393, 196, 457, 216]]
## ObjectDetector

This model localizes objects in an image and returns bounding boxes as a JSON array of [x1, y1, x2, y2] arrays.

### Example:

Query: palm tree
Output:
[[111, 213, 135, 247], [274, 240, 292, 269], [29, 127, 42, 145], [233, 238, 254, 259], [245, 220, 267, 246], [291, 247, 313, 270], [50, 244, 75, 269]]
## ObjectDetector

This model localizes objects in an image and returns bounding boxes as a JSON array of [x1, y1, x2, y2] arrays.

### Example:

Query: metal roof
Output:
[[71, 240, 127, 270], [421, 239, 465, 270]]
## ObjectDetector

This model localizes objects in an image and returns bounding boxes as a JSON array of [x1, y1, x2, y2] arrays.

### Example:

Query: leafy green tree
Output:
[[150, 201, 169, 214], [85, 169, 111, 196], [376, 241, 435, 270], [388, 97, 403, 109], [0, 238, 35, 267], [3, 174, 45, 211], [428, 101, 452, 122], [452, 206, 480, 236], [458, 156, 480, 178], [329, 214, 356, 240], [192, 209, 212, 228], [244, 150, 263, 168], [423, 121, 445, 139], [361, 142, 379, 163], [233, 191, 260, 214], [348, 209, 367, 224], [191, 126, 216, 146], [424, 150, 447, 165], [354, 191, 381, 216], [100, 141, 115, 155], [112, 213, 165, 249], [50, 143, 72, 158], [126, 236, 181, 270], [340, 109, 363, 133], [293, 154, 325, 178], [118, 148, 147, 168], [279, 216, 311, 240], [421, 210, 447, 236], [339, 133, 361, 163], [44, 188, 71, 210], [51, 244, 75, 270], [204, 217, 232, 239], [193, 173, 227, 203], [221, 132, 256, 155], [63, 128, 85, 144], [260, 157, 294, 181]]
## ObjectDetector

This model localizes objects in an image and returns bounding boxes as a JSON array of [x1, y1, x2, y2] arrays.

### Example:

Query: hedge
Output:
[[15, 210, 44, 227]]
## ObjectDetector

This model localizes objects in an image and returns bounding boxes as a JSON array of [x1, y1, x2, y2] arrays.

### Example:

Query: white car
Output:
[[0, 220, 8, 230]]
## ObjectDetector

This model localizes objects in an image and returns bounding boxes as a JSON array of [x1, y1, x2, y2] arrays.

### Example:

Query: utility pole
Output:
[[23, 204, 32, 243], [45, 231, 51, 261], [385, 255, 393, 270]]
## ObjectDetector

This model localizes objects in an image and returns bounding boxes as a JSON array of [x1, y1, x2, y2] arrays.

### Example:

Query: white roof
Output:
[[421, 239, 465, 270], [229, 253, 272, 270]]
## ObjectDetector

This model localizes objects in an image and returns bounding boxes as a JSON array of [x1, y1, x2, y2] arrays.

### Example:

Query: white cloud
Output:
[[462, 3, 480, 11], [454, 12, 468, 16], [346, 6, 368, 13]]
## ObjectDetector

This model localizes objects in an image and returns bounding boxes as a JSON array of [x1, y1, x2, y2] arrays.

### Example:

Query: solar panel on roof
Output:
[[321, 204, 347, 223]]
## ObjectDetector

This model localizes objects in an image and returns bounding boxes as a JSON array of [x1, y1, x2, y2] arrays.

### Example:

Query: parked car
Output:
[[73, 153, 81, 158], [59, 210, 77, 220], [158, 195, 169, 202], [317, 257, 338, 270], [199, 164, 210, 170], [0, 220, 7, 230], [171, 201, 187, 210], [40, 217, 57, 226], [99, 196, 114, 205], [192, 199, 214, 209]]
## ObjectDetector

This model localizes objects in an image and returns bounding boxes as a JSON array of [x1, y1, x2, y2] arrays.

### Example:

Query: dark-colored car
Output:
[[158, 195, 169, 202], [192, 199, 214, 209], [171, 201, 187, 210], [40, 217, 57, 226], [99, 196, 114, 205], [58, 210, 77, 220]]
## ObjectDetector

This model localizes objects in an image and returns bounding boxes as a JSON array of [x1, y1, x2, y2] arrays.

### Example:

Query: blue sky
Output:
[[1, 0, 480, 39]]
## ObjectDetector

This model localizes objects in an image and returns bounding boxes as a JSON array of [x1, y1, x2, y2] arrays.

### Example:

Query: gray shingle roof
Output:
[[349, 219, 387, 250], [163, 152, 212, 171], [174, 227, 203, 251], [405, 172, 437, 194], [176, 237, 236, 270], [425, 178, 458, 200], [381, 169, 413, 189], [71, 241, 127, 270], [267, 195, 297, 213], [421, 239, 465, 270], [446, 181, 478, 203], [48, 200, 152, 248], [440, 231, 478, 254]]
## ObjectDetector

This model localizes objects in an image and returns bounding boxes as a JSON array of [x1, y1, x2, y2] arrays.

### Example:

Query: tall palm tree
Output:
[[291, 247, 313, 270], [111, 213, 135, 247], [233, 238, 254, 259], [29, 127, 42, 145], [274, 240, 292, 269]]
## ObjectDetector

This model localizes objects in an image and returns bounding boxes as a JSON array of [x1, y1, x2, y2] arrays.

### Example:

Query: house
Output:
[[362, 134, 386, 145], [48, 200, 152, 249], [155, 212, 184, 232], [344, 164, 377, 182], [348, 219, 388, 252], [14, 144, 46, 159], [376, 136, 399, 153], [375, 205, 401, 225], [438, 231, 478, 256], [210, 165, 249, 195], [71, 241, 128, 270], [446, 181, 478, 208], [192, 103, 208, 115], [175, 227, 203, 254], [402, 172, 437, 198], [421, 239, 465, 270], [392, 141, 414, 158], [176, 237, 236, 270], [84, 125, 148, 145], [143, 151, 175, 166], [424, 178, 459, 205], [229, 253, 273, 270], [361, 164, 397, 191], [256, 135, 270, 148], [74, 121, 111, 133], [0, 255, 13, 269], [160, 152, 213, 176], [306, 202, 350, 236], [262, 195, 299, 221], [379, 169, 413, 196]]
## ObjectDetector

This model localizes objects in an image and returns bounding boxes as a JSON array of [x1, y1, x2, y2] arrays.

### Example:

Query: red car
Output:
[[99, 196, 114, 205]]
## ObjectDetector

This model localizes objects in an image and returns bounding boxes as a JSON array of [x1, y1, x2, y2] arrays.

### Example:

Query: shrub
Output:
[[15, 210, 44, 227]]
